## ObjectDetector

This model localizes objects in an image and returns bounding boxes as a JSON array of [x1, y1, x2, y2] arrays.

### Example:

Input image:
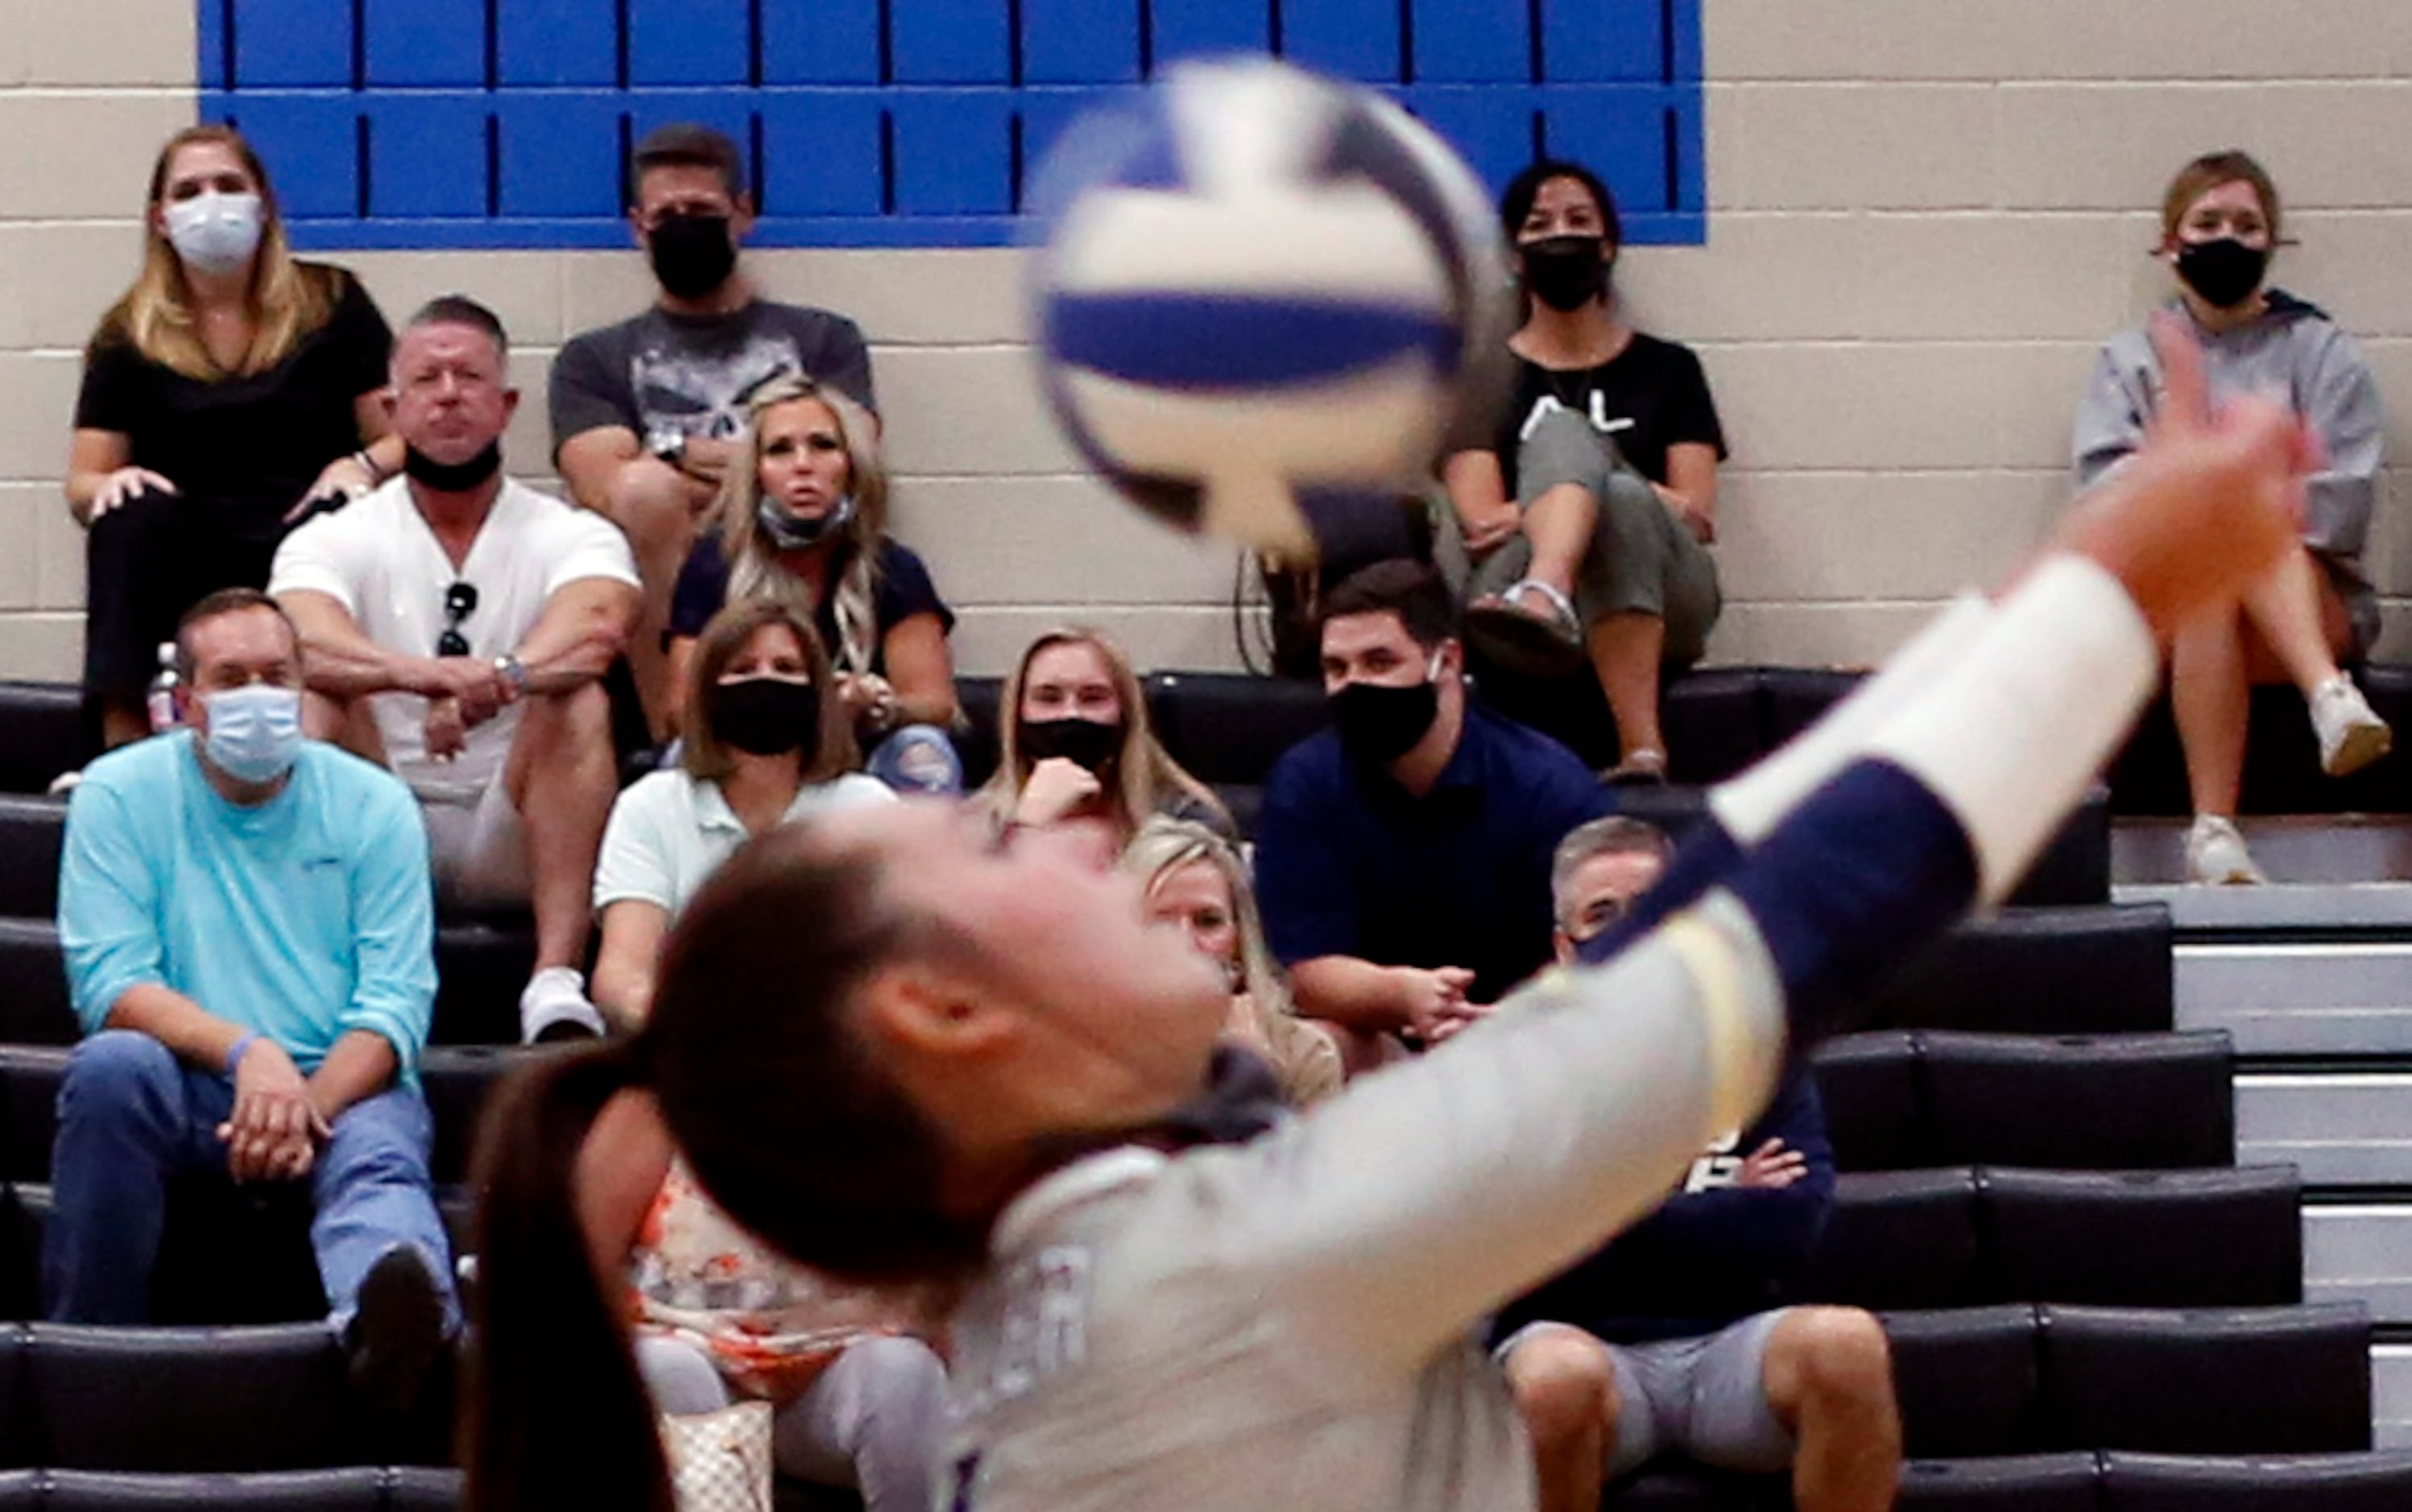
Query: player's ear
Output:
[[858, 960, 1019, 1060]]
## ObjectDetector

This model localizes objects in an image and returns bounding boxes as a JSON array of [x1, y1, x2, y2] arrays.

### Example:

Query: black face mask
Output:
[[1329, 676, 1440, 766], [403, 441, 503, 494], [1019, 716, 1123, 774], [648, 213, 738, 301], [1520, 233, 1611, 312], [2174, 237, 2270, 310], [713, 676, 821, 758]]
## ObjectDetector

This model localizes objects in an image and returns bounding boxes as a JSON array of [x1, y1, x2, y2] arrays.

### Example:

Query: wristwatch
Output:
[[493, 654, 531, 698]]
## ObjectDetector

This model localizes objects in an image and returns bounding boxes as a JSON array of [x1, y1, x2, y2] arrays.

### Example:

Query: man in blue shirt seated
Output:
[[48, 587, 453, 1413], [1253, 559, 1614, 1068], [1496, 816, 1898, 1512]]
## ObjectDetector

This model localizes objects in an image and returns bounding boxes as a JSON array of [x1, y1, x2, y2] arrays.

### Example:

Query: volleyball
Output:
[[1031, 57, 1513, 559]]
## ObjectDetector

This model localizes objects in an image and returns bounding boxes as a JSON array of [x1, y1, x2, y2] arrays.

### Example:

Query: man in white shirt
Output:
[[272, 296, 642, 1043]]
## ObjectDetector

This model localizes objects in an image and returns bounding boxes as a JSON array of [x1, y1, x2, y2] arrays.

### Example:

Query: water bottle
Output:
[[145, 643, 180, 735]]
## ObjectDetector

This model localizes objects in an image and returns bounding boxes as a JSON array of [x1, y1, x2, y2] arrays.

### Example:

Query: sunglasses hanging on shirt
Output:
[[436, 580, 478, 658]]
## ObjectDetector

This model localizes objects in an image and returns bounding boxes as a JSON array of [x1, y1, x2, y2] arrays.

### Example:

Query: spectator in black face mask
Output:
[[1253, 560, 1614, 1072], [1444, 159, 1727, 783], [551, 123, 879, 742], [974, 627, 1230, 849], [590, 600, 895, 1032]]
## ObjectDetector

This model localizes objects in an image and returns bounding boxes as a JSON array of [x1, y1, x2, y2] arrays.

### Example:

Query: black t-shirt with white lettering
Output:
[[1489, 333, 1727, 495], [74, 264, 391, 543]]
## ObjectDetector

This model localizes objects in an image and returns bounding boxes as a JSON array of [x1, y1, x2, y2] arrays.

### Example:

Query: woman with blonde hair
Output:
[[2075, 149, 2389, 884], [1126, 816, 1342, 1108], [67, 124, 400, 748], [977, 626, 1230, 843], [668, 375, 962, 791]]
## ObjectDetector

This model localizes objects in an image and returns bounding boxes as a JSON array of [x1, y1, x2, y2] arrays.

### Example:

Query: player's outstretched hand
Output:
[[2056, 312, 2316, 642]]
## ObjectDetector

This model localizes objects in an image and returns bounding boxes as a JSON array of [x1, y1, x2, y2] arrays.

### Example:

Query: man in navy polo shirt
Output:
[[1255, 559, 1613, 1065]]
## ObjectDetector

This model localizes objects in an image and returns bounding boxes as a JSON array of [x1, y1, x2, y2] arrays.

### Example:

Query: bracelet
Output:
[[352, 449, 386, 484], [224, 1031, 259, 1076]]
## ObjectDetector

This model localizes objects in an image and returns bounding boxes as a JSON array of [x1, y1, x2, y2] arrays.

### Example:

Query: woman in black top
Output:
[[1446, 160, 1726, 780], [67, 125, 399, 747]]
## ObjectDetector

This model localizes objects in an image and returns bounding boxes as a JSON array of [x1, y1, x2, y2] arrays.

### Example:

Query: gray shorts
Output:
[[1503, 1310, 1797, 1480]]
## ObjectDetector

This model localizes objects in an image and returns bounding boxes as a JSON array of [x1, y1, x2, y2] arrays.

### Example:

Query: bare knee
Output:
[[1764, 1308, 1894, 1427], [1508, 1327, 1621, 1448]]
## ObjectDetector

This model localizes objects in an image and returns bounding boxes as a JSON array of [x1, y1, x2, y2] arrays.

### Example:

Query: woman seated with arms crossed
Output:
[[2076, 150, 2389, 886], [668, 377, 963, 792], [975, 627, 1231, 845], [1127, 816, 1344, 1109], [1446, 159, 1725, 782], [590, 599, 895, 1032], [68, 125, 402, 751], [577, 598, 941, 1511]]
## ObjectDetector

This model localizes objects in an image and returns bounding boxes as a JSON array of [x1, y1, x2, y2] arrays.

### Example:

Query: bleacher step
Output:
[[2114, 816, 2412, 890], [2238, 1072, 2412, 1186], [2307, 1205, 2412, 1324], [2116, 881, 2412, 933], [2379, 1344, 2412, 1448], [2178, 942, 2412, 1054]]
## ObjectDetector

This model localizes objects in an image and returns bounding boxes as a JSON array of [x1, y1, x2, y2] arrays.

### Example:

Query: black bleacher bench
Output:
[[1800, 1165, 2302, 1313], [1810, 1029, 2233, 1173]]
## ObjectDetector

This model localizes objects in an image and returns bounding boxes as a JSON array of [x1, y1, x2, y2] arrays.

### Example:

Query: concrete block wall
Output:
[[7, 1, 2412, 678]]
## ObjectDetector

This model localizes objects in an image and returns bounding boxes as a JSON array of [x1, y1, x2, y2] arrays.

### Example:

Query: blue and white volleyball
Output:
[[1032, 58, 1512, 558]]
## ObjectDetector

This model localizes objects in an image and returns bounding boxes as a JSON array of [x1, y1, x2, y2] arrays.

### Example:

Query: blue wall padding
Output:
[[1026, 0, 1144, 84], [759, 95, 886, 215], [366, 94, 490, 217], [890, 92, 1015, 214], [495, 0, 617, 85], [891, 0, 1012, 84], [365, 0, 484, 86], [762, 0, 883, 83], [200, 0, 1708, 248], [1411, 0, 1528, 83], [232, 0, 352, 88], [494, 93, 623, 217], [1280, 0, 1401, 83], [629, 0, 753, 85]]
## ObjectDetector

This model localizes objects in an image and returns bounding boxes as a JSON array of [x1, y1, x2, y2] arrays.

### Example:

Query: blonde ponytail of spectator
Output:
[[718, 376, 892, 671], [101, 124, 336, 382]]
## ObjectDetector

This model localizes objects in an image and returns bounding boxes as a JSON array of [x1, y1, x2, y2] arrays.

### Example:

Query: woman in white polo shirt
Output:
[[590, 598, 894, 1030], [584, 597, 939, 1511]]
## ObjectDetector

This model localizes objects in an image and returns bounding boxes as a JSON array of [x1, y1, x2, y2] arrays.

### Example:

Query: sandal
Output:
[[1599, 749, 1669, 786], [1465, 578, 1586, 678]]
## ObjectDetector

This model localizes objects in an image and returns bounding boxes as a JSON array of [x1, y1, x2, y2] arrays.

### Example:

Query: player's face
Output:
[[1554, 849, 1666, 965], [1145, 859, 1242, 977], [1020, 640, 1124, 725], [756, 399, 854, 518], [390, 323, 515, 465], [850, 801, 1231, 1127]]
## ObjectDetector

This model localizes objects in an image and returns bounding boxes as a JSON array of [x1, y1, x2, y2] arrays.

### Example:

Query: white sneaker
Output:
[[2311, 675, 2392, 778], [519, 965, 605, 1043], [2186, 814, 2265, 886]]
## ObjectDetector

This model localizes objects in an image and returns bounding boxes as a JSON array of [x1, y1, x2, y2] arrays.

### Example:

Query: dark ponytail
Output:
[[461, 1041, 672, 1512]]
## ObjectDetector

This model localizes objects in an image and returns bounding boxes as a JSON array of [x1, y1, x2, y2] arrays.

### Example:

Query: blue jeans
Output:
[[866, 725, 963, 795], [43, 1030, 457, 1332]]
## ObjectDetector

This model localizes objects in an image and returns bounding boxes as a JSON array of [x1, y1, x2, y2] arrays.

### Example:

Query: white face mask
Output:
[[163, 191, 264, 275]]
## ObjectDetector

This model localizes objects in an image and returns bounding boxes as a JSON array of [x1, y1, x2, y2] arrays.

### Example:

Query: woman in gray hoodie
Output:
[[2075, 150, 2389, 886]]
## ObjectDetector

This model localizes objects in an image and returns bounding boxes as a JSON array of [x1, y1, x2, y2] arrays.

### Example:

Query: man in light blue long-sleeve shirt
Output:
[[49, 587, 455, 1413]]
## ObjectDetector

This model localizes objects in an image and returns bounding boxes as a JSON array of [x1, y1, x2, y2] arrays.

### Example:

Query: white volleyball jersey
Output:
[[943, 894, 1788, 1512]]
